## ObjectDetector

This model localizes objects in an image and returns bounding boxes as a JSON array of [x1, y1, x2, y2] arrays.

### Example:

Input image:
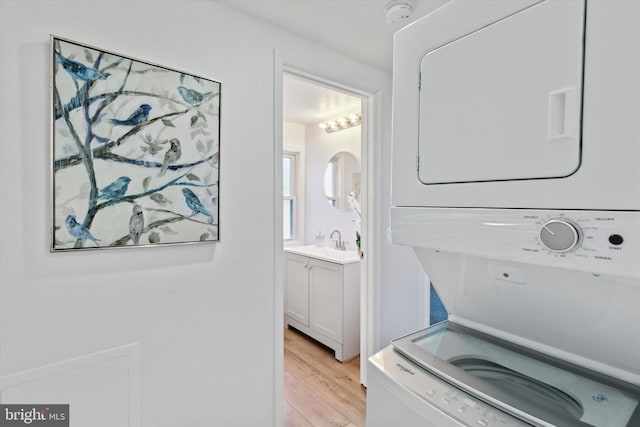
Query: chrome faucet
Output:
[[330, 229, 345, 251]]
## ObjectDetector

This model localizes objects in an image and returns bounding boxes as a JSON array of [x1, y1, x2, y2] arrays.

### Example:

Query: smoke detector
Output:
[[384, 1, 415, 24]]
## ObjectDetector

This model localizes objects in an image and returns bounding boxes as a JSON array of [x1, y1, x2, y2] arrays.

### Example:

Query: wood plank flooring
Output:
[[283, 327, 366, 427]]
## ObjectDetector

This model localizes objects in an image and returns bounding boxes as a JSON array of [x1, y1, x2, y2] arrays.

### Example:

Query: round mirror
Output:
[[324, 151, 361, 210]]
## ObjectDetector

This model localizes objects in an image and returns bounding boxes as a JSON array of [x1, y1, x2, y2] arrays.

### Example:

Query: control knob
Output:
[[539, 219, 581, 253]]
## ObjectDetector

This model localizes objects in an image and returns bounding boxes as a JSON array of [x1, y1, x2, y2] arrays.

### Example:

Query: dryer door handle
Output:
[[548, 87, 576, 141]]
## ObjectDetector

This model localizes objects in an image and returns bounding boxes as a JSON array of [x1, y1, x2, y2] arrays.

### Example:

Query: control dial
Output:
[[539, 219, 581, 253]]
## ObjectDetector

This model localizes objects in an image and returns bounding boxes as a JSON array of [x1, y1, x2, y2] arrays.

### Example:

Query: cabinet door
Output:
[[418, 0, 584, 184], [284, 253, 309, 326], [309, 259, 342, 343]]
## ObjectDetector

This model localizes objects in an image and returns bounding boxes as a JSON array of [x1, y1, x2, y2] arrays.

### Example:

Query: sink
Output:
[[284, 245, 360, 264]]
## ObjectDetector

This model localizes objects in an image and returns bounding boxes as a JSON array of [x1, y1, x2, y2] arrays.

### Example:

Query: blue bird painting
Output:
[[129, 205, 144, 245], [97, 176, 131, 200], [65, 215, 100, 245], [182, 188, 212, 217], [177, 86, 215, 106], [52, 37, 221, 250], [110, 104, 152, 126], [55, 51, 110, 82]]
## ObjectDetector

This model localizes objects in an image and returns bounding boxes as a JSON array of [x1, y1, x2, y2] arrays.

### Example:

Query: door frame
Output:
[[273, 50, 382, 425]]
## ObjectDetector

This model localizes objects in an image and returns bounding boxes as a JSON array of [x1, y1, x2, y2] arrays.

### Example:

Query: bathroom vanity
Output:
[[284, 246, 360, 361]]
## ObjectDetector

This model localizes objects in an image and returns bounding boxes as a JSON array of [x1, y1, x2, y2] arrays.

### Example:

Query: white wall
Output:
[[283, 122, 306, 152], [379, 118, 426, 346], [0, 2, 282, 425], [305, 124, 361, 251], [0, 0, 425, 424]]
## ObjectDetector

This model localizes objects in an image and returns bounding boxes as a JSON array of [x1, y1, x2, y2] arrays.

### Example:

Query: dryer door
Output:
[[417, 0, 584, 184]]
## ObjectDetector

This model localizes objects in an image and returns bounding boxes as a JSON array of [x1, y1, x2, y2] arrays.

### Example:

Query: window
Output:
[[283, 152, 298, 240]]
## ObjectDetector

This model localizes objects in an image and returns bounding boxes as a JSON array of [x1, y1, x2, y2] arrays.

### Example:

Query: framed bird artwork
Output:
[[51, 36, 221, 251]]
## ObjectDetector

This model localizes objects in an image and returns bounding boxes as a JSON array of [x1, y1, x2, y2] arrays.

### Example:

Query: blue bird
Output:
[[65, 215, 100, 245], [110, 104, 152, 126], [182, 188, 212, 217], [97, 176, 131, 200], [55, 51, 110, 82], [177, 86, 215, 106]]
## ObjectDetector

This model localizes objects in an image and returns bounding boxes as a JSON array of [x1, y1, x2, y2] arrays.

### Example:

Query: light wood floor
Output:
[[283, 327, 366, 427]]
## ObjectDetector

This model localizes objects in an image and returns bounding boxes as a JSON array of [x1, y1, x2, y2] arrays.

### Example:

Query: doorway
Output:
[[274, 55, 380, 426], [281, 70, 366, 425], [282, 74, 362, 251]]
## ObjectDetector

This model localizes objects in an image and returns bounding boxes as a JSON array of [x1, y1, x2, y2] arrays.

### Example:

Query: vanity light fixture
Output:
[[318, 113, 361, 133]]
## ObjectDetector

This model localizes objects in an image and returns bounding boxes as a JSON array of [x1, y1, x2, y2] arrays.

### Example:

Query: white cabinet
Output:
[[284, 253, 309, 325], [284, 249, 360, 362]]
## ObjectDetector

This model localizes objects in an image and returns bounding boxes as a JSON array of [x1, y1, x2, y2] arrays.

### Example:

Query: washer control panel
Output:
[[369, 346, 530, 426], [526, 211, 637, 276], [390, 208, 640, 277]]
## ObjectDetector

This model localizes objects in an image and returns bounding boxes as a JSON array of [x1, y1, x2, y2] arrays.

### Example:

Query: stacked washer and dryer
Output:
[[367, 1, 640, 426]]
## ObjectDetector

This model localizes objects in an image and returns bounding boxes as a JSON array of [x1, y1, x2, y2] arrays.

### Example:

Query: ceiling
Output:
[[217, 0, 449, 125], [217, 0, 449, 73], [283, 74, 361, 125]]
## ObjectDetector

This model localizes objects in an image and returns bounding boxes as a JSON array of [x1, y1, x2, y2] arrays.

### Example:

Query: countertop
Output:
[[284, 245, 361, 265]]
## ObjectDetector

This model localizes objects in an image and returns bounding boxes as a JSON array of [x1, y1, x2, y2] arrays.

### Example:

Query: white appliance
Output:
[[368, 0, 640, 426]]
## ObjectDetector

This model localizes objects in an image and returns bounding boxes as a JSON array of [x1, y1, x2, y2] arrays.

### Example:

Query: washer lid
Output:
[[392, 322, 640, 427], [451, 357, 584, 420]]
